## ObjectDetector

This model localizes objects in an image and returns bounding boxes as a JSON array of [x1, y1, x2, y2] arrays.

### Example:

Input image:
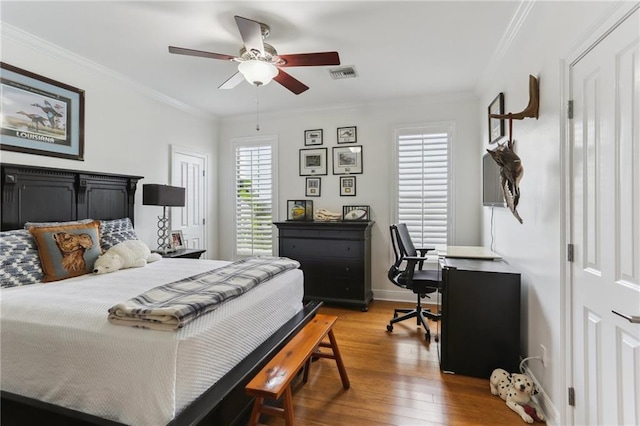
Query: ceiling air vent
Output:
[[329, 66, 358, 80]]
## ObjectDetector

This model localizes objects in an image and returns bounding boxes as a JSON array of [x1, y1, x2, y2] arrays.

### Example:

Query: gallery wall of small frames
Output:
[[295, 126, 370, 222], [300, 126, 362, 194]]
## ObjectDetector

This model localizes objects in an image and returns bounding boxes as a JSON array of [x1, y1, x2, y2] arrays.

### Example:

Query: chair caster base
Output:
[[386, 324, 393, 332]]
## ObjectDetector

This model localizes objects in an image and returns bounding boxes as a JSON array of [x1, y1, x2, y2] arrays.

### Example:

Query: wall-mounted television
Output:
[[482, 152, 506, 207]]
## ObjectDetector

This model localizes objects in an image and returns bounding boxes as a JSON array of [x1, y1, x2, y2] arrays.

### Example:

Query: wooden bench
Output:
[[245, 314, 350, 426]]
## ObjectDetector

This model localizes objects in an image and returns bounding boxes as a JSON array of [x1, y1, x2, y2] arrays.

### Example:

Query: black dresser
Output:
[[274, 221, 374, 311], [438, 258, 521, 378]]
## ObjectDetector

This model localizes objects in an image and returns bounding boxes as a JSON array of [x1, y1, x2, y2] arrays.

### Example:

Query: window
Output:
[[394, 124, 452, 248], [234, 138, 277, 257]]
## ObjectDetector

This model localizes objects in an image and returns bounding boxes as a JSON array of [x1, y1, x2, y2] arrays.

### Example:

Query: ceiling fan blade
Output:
[[273, 69, 309, 95], [218, 72, 245, 90], [168, 46, 236, 61], [278, 52, 341, 67], [234, 15, 264, 56]]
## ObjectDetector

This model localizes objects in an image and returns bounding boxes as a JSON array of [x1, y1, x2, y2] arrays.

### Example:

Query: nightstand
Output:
[[156, 248, 206, 259]]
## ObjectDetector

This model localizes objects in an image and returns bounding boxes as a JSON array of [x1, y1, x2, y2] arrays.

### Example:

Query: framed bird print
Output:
[[337, 126, 357, 144], [332, 145, 363, 174], [0, 62, 85, 160]]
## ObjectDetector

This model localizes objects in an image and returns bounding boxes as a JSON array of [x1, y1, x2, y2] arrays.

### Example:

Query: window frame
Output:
[[391, 122, 455, 253], [232, 135, 278, 259]]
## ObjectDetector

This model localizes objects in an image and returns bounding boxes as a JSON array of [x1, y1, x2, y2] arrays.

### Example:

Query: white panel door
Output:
[[570, 7, 640, 425], [171, 147, 206, 250]]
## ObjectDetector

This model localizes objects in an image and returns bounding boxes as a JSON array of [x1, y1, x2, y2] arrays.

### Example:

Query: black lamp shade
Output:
[[143, 184, 185, 207]]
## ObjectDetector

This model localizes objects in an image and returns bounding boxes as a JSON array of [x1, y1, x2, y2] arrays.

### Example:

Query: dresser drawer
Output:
[[278, 228, 363, 240], [333, 277, 363, 300], [331, 260, 363, 278], [280, 238, 361, 259], [303, 265, 363, 300]]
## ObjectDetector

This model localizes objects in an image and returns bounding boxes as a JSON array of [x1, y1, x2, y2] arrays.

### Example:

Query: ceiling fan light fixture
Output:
[[238, 60, 278, 86]]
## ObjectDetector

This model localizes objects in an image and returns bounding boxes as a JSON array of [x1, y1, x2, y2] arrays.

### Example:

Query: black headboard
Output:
[[1, 163, 143, 231]]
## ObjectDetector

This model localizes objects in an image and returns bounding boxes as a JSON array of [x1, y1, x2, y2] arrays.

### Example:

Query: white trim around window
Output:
[[391, 122, 455, 250], [232, 135, 278, 258]]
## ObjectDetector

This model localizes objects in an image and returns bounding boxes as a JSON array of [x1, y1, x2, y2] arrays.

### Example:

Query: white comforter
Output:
[[0, 258, 304, 425]]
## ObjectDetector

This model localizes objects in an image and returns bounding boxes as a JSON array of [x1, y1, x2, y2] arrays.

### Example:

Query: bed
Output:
[[0, 163, 319, 426]]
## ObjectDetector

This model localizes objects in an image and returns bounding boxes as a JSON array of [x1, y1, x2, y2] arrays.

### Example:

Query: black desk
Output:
[[438, 258, 520, 378]]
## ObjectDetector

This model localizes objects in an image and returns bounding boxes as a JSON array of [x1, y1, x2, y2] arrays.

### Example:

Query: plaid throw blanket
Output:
[[107, 256, 300, 331]]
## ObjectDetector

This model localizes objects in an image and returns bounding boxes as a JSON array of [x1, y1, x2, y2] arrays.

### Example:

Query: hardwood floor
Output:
[[259, 300, 527, 426]]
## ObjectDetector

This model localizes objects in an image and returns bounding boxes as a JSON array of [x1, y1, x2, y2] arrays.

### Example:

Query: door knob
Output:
[[612, 310, 640, 324]]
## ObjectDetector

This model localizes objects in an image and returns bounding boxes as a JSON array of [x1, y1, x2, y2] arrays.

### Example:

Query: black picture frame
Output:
[[287, 200, 314, 221], [488, 93, 505, 144], [299, 148, 327, 176], [305, 177, 321, 197], [304, 129, 323, 146], [337, 126, 357, 144], [0, 62, 85, 160], [332, 145, 362, 175], [342, 205, 370, 221], [340, 176, 356, 196]]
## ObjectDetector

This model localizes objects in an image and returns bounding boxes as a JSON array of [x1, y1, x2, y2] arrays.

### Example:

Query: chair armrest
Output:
[[405, 255, 429, 262], [404, 255, 428, 272], [417, 247, 436, 256]]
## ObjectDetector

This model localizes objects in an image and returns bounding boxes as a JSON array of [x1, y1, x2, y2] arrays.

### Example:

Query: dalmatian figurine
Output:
[[490, 368, 545, 423]]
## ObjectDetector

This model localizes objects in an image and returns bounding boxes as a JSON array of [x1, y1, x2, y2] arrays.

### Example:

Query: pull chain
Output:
[[255, 85, 260, 131]]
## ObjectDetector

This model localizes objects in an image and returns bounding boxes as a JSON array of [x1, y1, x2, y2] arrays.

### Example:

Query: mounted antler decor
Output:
[[490, 75, 539, 121], [487, 74, 539, 224]]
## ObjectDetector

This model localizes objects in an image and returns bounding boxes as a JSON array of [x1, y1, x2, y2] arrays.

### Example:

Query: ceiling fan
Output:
[[168, 15, 341, 95]]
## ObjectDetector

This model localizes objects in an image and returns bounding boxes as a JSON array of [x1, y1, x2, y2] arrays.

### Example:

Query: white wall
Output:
[[0, 26, 220, 258], [476, 1, 622, 424], [218, 92, 481, 300], [4, 2, 623, 423]]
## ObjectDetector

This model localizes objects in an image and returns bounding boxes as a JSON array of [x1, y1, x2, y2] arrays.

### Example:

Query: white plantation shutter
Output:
[[395, 126, 451, 248], [235, 142, 274, 256]]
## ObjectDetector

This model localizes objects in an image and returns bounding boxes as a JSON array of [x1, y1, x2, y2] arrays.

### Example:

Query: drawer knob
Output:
[[345, 267, 350, 271]]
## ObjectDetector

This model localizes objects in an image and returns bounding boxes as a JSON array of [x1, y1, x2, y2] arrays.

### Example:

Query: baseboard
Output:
[[373, 289, 441, 305], [522, 363, 560, 425]]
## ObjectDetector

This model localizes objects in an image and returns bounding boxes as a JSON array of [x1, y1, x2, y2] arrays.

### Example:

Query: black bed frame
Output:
[[0, 163, 319, 426]]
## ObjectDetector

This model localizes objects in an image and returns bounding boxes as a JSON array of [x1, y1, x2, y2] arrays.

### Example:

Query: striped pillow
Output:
[[100, 218, 139, 251], [0, 229, 44, 288]]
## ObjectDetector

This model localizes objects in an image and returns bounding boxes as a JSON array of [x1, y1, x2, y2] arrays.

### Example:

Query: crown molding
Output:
[[1, 23, 216, 121], [477, 0, 536, 90], [222, 90, 478, 123]]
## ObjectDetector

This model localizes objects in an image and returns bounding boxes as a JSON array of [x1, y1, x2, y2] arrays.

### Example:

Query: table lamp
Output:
[[143, 184, 185, 253]]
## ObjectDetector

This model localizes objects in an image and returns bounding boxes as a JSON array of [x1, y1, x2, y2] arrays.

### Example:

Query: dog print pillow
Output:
[[29, 220, 102, 282]]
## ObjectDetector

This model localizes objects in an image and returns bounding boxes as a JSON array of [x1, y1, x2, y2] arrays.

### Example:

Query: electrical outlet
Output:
[[540, 344, 548, 367]]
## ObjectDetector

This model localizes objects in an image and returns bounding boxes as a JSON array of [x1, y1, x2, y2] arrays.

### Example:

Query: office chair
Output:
[[386, 223, 441, 341]]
